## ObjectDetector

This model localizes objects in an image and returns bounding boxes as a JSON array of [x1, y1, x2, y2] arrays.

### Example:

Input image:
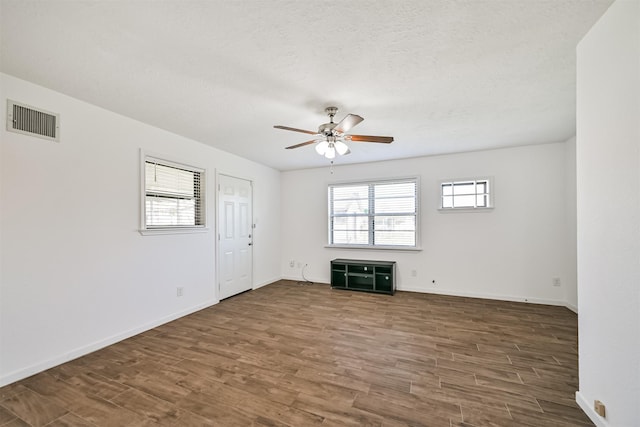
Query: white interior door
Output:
[[218, 174, 253, 300]]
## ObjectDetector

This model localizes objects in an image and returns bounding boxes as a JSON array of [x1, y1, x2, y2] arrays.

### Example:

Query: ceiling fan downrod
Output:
[[319, 107, 339, 137], [325, 106, 338, 122]]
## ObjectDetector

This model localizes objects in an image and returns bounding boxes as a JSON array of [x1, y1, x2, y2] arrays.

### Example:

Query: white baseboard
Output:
[[576, 391, 609, 427], [253, 277, 282, 289], [0, 299, 217, 388], [566, 302, 578, 313], [281, 274, 327, 284], [279, 277, 577, 311], [398, 285, 569, 308]]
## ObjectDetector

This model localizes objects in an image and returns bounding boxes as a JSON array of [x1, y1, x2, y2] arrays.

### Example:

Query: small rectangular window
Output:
[[328, 178, 419, 248], [440, 178, 492, 210], [142, 155, 205, 231]]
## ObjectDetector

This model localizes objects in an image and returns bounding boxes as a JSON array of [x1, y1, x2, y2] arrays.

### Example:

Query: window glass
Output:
[[329, 178, 418, 248], [143, 158, 204, 229], [440, 179, 491, 210]]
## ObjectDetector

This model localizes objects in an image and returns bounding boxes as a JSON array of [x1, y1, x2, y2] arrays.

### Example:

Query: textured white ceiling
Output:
[[1, 0, 612, 171]]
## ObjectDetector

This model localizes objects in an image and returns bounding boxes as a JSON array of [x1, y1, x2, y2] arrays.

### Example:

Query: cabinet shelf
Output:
[[330, 259, 396, 295]]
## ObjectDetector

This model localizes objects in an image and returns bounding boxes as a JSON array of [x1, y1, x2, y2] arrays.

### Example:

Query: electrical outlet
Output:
[[177, 287, 184, 297], [594, 400, 606, 417], [289, 260, 295, 268], [552, 277, 561, 287]]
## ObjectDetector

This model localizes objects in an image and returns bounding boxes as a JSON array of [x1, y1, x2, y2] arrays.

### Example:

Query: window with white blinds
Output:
[[143, 157, 204, 229], [328, 178, 418, 248]]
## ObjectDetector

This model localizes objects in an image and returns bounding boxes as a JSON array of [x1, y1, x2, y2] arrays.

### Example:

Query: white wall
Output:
[[576, 1, 640, 425], [0, 69, 586, 390], [281, 141, 575, 306], [0, 73, 281, 386], [565, 136, 578, 311]]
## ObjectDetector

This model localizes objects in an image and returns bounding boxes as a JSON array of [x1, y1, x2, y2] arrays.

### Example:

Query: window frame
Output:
[[139, 152, 208, 235], [327, 177, 421, 251], [438, 177, 494, 212]]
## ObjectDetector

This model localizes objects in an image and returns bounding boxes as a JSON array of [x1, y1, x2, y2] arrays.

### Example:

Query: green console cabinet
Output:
[[330, 259, 396, 295]]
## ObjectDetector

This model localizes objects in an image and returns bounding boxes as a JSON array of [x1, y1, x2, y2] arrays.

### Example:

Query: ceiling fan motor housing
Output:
[[318, 122, 338, 136]]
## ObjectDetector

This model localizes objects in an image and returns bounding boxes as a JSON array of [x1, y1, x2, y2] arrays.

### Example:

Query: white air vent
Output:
[[6, 100, 60, 142]]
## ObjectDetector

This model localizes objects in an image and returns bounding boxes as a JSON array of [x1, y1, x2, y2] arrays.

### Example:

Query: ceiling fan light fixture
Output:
[[315, 140, 329, 155], [325, 143, 336, 159], [334, 140, 349, 155]]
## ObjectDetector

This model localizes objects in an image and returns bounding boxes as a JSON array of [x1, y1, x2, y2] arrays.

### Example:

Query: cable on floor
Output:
[[297, 264, 314, 285]]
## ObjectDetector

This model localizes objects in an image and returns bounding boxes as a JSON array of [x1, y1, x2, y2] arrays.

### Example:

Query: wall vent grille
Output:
[[6, 100, 60, 142]]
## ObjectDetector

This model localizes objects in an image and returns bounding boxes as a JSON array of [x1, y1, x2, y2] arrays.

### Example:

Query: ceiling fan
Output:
[[274, 107, 394, 159]]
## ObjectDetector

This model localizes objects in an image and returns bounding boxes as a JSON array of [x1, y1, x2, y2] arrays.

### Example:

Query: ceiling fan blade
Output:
[[285, 139, 317, 149], [334, 114, 364, 133], [349, 135, 394, 143], [274, 125, 317, 135]]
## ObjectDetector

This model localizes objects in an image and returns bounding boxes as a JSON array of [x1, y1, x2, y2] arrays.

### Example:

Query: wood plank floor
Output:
[[0, 280, 593, 426]]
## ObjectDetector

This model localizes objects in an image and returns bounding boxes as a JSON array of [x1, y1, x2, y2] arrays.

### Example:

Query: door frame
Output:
[[216, 172, 254, 300]]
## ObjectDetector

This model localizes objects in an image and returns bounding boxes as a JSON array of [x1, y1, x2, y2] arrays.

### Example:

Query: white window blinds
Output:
[[329, 178, 418, 248], [144, 159, 204, 228]]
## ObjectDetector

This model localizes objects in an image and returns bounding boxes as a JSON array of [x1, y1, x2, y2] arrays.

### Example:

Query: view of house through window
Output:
[[144, 158, 204, 228], [329, 178, 418, 248]]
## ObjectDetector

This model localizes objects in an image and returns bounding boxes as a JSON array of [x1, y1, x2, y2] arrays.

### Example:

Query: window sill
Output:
[[139, 227, 209, 236], [325, 244, 422, 252], [438, 207, 494, 213]]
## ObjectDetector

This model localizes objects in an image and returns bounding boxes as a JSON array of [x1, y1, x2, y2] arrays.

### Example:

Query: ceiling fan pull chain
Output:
[[330, 161, 334, 174]]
